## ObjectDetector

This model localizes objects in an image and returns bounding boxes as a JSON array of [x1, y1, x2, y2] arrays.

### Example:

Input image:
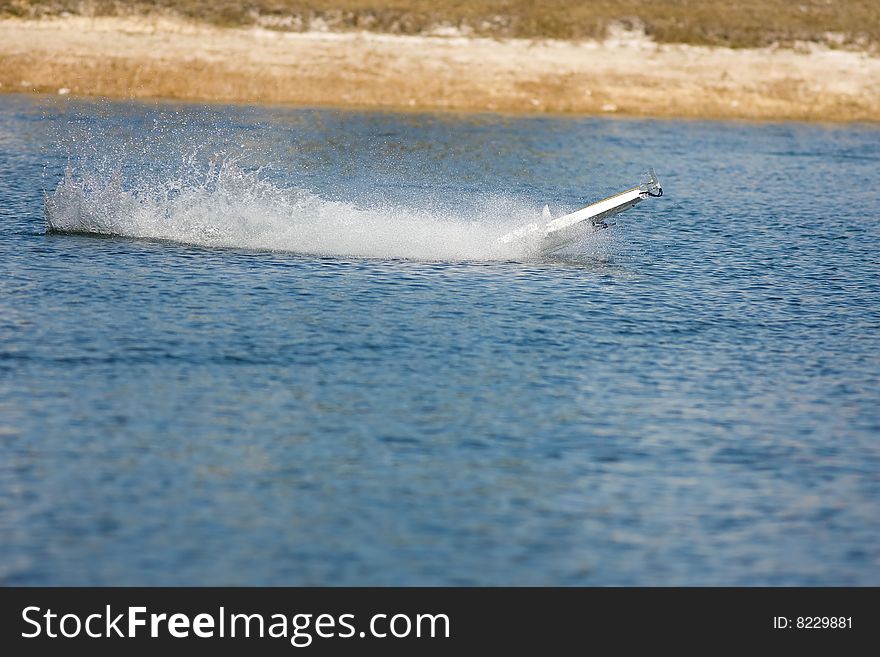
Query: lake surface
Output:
[[1, 94, 878, 585]]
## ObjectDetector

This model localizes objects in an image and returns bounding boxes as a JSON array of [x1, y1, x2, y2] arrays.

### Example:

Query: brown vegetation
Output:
[[2, 15, 878, 121], [1, 0, 878, 49]]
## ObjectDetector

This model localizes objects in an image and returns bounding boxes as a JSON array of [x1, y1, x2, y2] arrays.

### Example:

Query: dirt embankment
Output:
[[1, 16, 879, 121]]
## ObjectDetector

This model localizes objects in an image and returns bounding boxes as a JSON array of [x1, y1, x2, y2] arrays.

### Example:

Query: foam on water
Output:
[[44, 152, 611, 262]]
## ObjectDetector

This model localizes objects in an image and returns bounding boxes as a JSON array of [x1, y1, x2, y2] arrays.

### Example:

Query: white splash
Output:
[[45, 155, 610, 262]]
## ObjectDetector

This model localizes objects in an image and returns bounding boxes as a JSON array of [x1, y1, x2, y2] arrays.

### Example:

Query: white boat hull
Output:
[[499, 169, 662, 255]]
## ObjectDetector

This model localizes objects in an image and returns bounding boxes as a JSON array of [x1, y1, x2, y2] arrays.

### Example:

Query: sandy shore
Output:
[[2, 16, 879, 121]]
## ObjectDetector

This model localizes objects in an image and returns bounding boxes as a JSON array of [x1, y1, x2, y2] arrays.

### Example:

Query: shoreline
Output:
[[2, 16, 879, 122]]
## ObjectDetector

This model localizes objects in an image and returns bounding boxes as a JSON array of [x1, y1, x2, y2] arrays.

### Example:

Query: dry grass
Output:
[[1, 0, 878, 49], [3, 15, 879, 121]]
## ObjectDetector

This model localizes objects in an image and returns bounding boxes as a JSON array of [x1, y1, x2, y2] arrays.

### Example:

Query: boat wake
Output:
[[45, 150, 612, 262]]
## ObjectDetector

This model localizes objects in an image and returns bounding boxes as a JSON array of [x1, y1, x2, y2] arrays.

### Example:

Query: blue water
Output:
[[1, 94, 878, 585]]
